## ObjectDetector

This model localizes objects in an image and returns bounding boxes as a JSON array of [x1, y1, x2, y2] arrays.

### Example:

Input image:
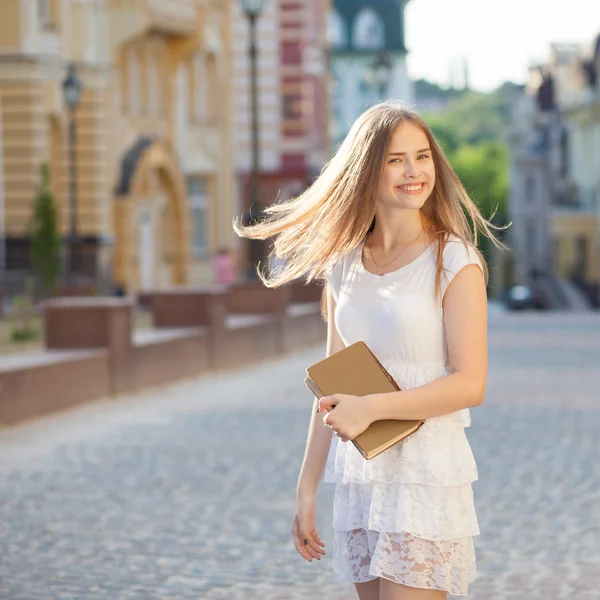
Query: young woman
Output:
[[234, 101, 501, 599]]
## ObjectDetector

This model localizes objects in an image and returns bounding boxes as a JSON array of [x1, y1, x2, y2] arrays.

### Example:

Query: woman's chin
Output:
[[392, 196, 428, 210]]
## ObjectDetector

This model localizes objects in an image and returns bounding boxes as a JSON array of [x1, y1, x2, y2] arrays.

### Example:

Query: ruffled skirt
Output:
[[332, 528, 476, 596], [324, 403, 479, 596]]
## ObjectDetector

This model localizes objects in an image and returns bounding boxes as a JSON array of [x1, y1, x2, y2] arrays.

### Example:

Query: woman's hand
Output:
[[291, 492, 325, 562], [317, 394, 374, 442]]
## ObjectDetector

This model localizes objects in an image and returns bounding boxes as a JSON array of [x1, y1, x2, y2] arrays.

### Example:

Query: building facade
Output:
[[230, 0, 331, 276], [0, 0, 236, 295], [328, 0, 413, 150], [507, 39, 600, 307]]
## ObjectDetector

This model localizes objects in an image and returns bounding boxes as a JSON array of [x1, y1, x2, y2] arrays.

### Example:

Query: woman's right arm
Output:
[[292, 288, 345, 562]]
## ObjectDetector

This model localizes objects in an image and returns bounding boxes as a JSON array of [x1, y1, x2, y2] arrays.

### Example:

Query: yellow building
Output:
[[0, 0, 236, 294]]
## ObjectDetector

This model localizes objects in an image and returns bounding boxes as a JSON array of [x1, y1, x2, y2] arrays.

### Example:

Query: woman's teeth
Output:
[[398, 183, 423, 192]]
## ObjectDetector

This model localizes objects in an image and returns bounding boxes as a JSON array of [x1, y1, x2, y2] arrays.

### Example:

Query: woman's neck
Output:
[[368, 211, 428, 253]]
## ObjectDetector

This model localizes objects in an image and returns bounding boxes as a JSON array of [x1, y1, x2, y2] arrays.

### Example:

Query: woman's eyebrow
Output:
[[388, 148, 431, 156]]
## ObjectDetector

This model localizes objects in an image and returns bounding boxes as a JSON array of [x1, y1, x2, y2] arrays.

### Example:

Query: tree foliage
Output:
[[29, 163, 61, 295], [421, 83, 513, 223], [423, 88, 509, 146], [451, 141, 508, 221]]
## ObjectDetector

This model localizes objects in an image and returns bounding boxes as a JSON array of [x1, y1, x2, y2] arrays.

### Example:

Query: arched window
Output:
[[352, 8, 385, 50], [147, 51, 159, 116], [206, 54, 218, 119], [327, 9, 347, 49], [193, 53, 208, 121], [127, 46, 141, 115]]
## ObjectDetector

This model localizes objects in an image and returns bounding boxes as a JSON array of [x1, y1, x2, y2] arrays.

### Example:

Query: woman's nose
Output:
[[404, 161, 418, 177]]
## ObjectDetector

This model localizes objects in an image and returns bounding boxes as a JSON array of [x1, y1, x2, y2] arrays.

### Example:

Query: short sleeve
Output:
[[441, 238, 484, 298], [326, 257, 344, 303]]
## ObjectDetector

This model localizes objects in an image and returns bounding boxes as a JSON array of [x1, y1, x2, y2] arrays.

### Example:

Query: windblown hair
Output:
[[233, 101, 504, 319]]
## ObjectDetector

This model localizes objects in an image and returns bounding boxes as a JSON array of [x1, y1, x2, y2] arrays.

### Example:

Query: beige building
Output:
[[508, 39, 600, 308], [0, 0, 236, 294]]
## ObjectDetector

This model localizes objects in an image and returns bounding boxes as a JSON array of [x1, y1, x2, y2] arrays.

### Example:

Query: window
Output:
[[38, 0, 51, 27], [193, 54, 208, 121], [560, 128, 568, 177], [127, 46, 141, 115], [352, 8, 385, 50], [206, 54, 218, 120], [525, 221, 536, 256], [327, 10, 347, 49], [147, 52, 159, 116], [283, 94, 302, 120], [188, 177, 209, 256], [574, 236, 588, 280], [524, 174, 536, 203]]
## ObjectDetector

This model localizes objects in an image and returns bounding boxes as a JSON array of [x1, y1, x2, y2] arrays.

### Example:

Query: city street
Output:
[[0, 311, 599, 599]]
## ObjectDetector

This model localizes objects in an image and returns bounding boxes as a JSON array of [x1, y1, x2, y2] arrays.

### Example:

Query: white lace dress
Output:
[[324, 235, 482, 596]]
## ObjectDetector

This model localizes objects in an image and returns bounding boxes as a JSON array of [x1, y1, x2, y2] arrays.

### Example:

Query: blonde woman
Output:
[[234, 102, 501, 600]]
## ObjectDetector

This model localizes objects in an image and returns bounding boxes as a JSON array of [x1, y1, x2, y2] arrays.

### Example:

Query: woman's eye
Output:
[[418, 154, 430, 160]]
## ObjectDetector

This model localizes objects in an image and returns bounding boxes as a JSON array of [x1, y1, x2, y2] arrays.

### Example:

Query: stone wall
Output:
[[0, 281, 325, 427]]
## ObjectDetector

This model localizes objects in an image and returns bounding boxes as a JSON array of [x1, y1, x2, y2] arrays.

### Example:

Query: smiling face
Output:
[[379, 121, 436, 210]]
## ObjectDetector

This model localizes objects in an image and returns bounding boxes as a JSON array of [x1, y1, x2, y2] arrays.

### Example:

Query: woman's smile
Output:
[[396, 182, 426, 194]]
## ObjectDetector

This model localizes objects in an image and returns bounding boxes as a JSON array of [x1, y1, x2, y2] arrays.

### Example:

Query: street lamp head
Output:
[[62, 63, 82, 109], [241, 0, 265, 17], [371, 51, 392, 91]]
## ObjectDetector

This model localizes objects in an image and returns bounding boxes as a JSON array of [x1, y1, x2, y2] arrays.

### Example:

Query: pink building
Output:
[[231, 0, 330, 275]]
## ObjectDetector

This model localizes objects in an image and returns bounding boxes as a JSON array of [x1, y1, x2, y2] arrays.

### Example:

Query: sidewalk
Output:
[[0, 312, 599, 599]]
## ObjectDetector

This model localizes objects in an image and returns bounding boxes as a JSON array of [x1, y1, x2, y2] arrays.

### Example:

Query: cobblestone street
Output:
[[0, 312, 599, 599]]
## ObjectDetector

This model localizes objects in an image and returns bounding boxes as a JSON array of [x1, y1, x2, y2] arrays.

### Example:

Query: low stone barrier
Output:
[[132, 328, 210, 389], [0, 280, 326, 427], [0, 349, 111, 426]]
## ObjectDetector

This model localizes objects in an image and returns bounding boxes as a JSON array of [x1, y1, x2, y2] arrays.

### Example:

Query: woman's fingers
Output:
[[293, 534, 314, 561], [300, 531, 325, 560], [292, 516, 314, 562], [314, 530, 325, 547], [292, 517, 325, 561], [306, 530, 326, 557]]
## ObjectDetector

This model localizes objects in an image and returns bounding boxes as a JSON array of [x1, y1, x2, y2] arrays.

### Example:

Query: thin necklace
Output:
[[366, 229, 424, 276]]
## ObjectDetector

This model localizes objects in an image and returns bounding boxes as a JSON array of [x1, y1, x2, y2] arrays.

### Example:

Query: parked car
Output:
[[506, 285, 544, 310]]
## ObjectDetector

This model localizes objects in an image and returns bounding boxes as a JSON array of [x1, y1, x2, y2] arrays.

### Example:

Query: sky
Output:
[[405, 0, 600, 92]]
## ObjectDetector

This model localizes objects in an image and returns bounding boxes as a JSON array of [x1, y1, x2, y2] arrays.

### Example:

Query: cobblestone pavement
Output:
[[0, 312, 599, 600]]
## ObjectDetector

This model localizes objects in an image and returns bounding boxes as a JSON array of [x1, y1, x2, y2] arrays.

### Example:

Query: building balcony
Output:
[[146, 0, 198, 36], [108, 0, 200, 45]]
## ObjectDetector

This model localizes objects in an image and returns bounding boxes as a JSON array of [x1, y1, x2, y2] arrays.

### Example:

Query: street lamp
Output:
[[371, 50, 392, 99], [62, 63, 82, 284], [241, 0, 265, 279]]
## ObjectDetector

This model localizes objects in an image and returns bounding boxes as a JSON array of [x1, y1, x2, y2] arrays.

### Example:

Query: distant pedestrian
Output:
[[213, 248, 235, 284], [234, 101, 503, 599]]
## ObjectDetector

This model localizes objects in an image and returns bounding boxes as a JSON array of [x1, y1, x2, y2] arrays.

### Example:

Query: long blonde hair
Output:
[[233, 101, 504, 317]]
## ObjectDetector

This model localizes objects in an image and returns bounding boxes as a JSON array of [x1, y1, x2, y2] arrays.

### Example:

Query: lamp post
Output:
[[62, 63, 82, 284], [241, 0, 265, 279], [371, 50, 392, 99]]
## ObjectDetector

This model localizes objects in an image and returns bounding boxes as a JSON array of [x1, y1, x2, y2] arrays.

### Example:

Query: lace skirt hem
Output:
[[332, 528, 476, 596]]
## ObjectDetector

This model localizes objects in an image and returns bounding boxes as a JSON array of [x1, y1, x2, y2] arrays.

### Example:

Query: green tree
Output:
[[450, 141, 508, 221], [426, 117, 461, 155], [449, 141, 509, 270], [423, 87, 510, 146], [29, 163, 61, 295]]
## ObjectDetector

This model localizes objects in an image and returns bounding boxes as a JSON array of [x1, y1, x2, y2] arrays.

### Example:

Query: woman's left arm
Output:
[[367, 263, 488, 421]]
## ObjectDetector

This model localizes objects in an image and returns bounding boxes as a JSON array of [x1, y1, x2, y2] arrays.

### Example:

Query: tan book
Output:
[[305, 341, 424, 460]]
